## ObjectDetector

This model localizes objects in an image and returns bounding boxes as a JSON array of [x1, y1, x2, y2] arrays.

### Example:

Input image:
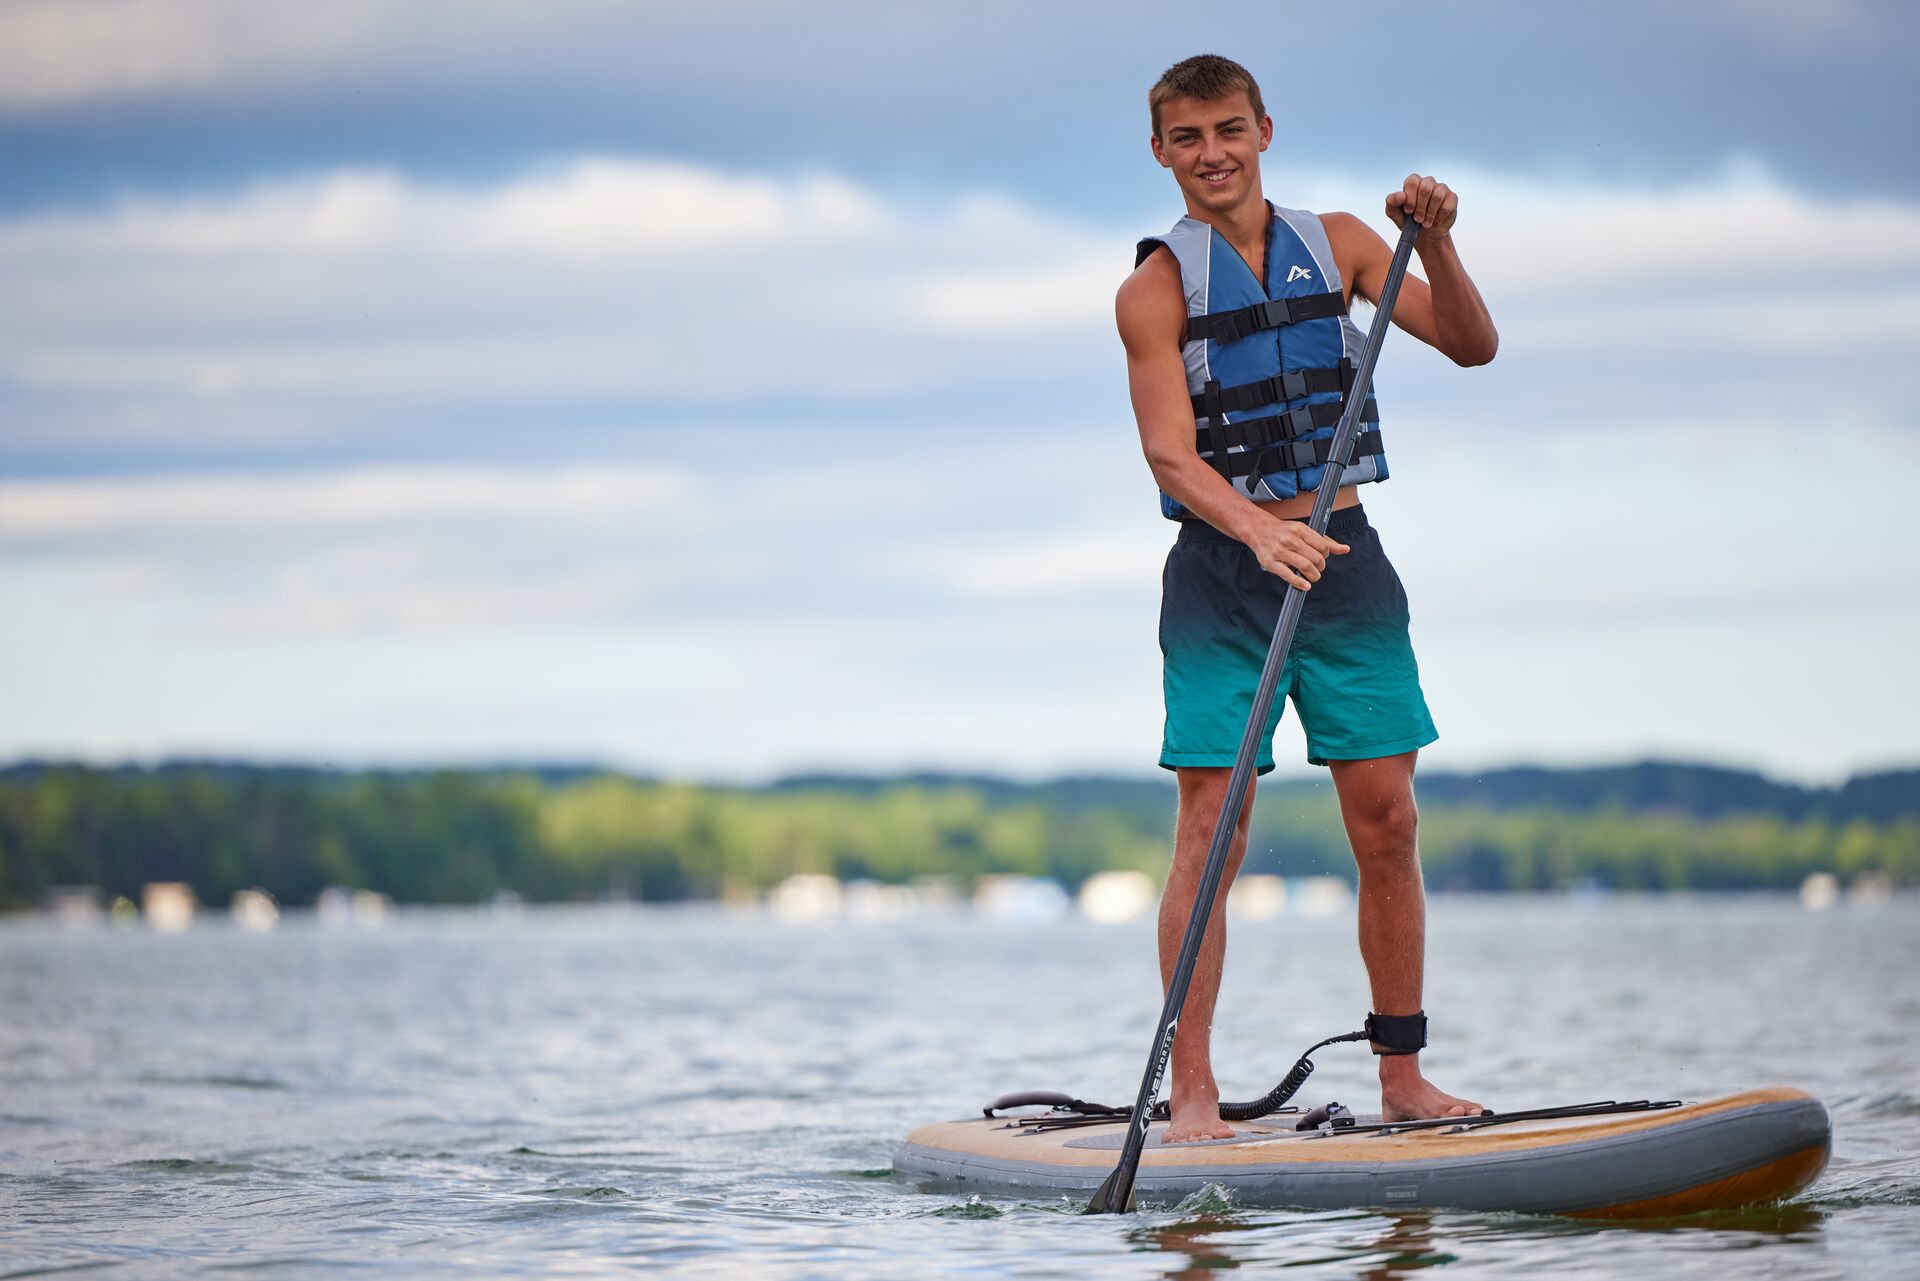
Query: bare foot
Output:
[[1163, 1090, 1236, 1143], [1380, 1071, 1484, 1122]]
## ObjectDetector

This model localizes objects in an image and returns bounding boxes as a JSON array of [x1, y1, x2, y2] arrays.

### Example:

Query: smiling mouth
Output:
[[1198, 169, 1235, 187]]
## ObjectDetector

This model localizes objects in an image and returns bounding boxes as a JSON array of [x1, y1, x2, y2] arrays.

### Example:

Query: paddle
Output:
[[1086, 211, 1424, 1214]]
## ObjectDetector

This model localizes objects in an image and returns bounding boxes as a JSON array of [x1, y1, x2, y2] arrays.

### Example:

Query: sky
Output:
[[2, 0, 1916, 784]]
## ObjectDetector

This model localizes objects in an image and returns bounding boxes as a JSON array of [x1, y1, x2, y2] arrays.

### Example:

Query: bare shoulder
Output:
[[1317, 211, 1388, 298], [1115, 243, 1185, 351], [1318, 210, 1386, 257]]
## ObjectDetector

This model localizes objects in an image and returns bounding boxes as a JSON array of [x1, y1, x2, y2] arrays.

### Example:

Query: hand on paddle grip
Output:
[[1248, 517, 1348, 591], [1385, 173, 1457, 240]]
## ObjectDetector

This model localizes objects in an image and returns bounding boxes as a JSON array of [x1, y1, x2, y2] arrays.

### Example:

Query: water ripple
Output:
[[0, 898, 1915, 1279]]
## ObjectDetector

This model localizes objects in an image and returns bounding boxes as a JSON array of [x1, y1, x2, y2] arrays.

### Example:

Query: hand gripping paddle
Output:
[[1087, 211, 1424, 1214]]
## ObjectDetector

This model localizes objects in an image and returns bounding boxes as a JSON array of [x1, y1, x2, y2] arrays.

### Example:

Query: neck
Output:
[[1183, 185, 1269, 242]]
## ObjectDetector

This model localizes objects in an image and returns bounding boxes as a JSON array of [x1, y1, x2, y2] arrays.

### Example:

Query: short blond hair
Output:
[[1149, 54, 1265, 137]]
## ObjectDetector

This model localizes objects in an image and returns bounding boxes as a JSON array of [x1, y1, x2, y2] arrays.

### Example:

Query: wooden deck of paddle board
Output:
[[904, 1086, 1815, 1169]]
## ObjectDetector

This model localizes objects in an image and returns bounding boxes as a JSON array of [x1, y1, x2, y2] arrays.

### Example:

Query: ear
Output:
[[1150, 133, 1170, 168], [1258, 114, 1274, 152]]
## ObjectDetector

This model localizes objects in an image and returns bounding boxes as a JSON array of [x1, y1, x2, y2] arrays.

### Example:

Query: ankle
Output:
[[1170, 1077, 1220, 1103], [1378, 1054, 1424, 1084]]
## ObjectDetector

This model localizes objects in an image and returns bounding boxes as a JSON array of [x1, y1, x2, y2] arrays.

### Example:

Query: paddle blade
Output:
[[1083, 1166, 1136, 1215]]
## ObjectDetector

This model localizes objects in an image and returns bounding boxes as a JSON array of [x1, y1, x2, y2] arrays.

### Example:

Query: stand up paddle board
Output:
[[894, 1088, 1829, 1217]]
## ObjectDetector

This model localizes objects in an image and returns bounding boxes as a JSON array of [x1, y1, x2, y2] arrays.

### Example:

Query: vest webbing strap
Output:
[[1185, 290, 1347, 345], [1205, 429, 1386, 481], [1195, 397, 1379, 457], [1193, 360, 1355, 418]]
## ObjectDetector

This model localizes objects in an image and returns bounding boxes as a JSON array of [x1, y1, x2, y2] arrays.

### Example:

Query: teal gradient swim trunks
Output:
[[1159, 504, 1438, 772]]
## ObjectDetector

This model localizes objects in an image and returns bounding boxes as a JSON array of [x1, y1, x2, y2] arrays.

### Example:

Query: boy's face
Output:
[[1151, 92, 1271, 214]]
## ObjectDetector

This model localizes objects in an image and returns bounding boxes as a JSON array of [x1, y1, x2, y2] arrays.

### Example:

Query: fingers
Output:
[[1258, 521, 1352, 587], [1305, 529, 1349, 556], [1268, 560, 1313, 591], [1262, 534, 1346, 586], [1262, 550, 1320, 582], [1292, 529, 1347, 561], [1389, 174, 1457, 234], [1259, 541, 1321, 586]]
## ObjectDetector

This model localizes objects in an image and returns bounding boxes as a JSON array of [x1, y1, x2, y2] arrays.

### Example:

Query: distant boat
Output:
[[316, 886, 392, 928], [40, 885, 102, 928], [142, 882, 197, 933], [770, 873, 842, 923], [843, 879, 918, 923], [973, 875, 1070, 923], [909, 875, 964, 912], [1077, 870, 1156, 924], [350, 890, 392, 927], [1227, 874, 1287, 921], [1293, 876, 1353, 918], [1848, 873, 1893, 906], [1798, 872, 1840, 911], [316, 886, 354, 928], [230, 888, 279, 933]]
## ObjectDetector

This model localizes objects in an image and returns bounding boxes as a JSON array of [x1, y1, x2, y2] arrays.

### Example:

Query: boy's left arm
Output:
[[1324, 174, 1499, 367]]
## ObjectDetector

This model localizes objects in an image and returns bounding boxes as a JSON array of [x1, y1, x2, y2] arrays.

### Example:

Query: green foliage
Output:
[[0, 764, 1913, 909]]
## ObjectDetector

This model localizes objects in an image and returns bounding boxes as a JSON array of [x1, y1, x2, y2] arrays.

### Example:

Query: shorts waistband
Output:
[[1177, 503, 1369, 545]]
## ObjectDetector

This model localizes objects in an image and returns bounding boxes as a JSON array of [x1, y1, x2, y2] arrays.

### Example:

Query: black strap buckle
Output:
[[1188, 290, 1346, 346], [1199, 378, 1225, 425], [1251, 298, 1293, 332]]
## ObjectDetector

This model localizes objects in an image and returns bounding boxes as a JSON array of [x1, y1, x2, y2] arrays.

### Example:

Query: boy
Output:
[[1116, 54, 1498, 1140]]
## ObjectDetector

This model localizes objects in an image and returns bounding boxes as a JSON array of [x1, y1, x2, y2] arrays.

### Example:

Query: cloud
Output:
[[5, 0, 1914, 234], [0, 464, 690, 543], [932, 532, 1166, 598], [0, 158, 1115, 419], [3, 154, 1918, 449], [2, 152, 1917, 778], [0, 1, 628, 110], [0, 2, 349, 108], [0, 161, 886, 259], [0, 463, 706, 635]]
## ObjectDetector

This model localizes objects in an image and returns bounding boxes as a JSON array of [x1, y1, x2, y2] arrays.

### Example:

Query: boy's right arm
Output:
[[1116, 249, 1347, 590]]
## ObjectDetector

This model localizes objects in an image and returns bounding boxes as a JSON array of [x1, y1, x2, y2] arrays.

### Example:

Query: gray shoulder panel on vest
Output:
[[1140, 216, 1215, 393], [1141, 217, 1214, 319]]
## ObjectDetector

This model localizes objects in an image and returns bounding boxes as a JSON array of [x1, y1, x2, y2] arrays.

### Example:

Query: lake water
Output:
[[2, 895, 1916, 1278]]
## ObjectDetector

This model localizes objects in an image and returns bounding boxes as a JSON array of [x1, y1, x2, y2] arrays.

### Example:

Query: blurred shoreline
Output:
[[3, 757, 1913, 914]]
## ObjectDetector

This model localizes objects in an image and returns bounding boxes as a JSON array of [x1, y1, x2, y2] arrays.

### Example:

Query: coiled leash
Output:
[[985, 1010, 1678, 1138], [985, 1014, 1426, 1132]]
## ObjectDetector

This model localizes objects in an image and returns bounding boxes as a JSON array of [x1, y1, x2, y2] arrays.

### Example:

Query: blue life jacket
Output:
[[1137, 203, 1386, 520]]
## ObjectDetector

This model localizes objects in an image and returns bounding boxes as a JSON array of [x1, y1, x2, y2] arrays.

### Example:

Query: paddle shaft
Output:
[[1087, 214, 1423, 1214]]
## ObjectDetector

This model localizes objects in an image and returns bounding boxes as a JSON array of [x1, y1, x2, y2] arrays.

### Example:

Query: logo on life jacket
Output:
[[1286, 264, 1313, 283]]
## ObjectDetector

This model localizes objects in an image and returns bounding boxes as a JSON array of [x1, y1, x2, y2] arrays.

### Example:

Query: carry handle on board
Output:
[[1086, 211, 1425, 1215]]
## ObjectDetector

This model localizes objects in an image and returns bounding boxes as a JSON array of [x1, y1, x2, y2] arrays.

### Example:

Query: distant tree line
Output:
[[0, 761, 1913, 909]]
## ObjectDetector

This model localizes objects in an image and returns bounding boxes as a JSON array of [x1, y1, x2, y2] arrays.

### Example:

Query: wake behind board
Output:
[[894, 1088, 1829, 1217]]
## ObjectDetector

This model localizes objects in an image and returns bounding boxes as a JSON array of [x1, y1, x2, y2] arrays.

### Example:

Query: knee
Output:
[[1350, 795, 1419, 865], [1177, 769, 1254, 832]]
